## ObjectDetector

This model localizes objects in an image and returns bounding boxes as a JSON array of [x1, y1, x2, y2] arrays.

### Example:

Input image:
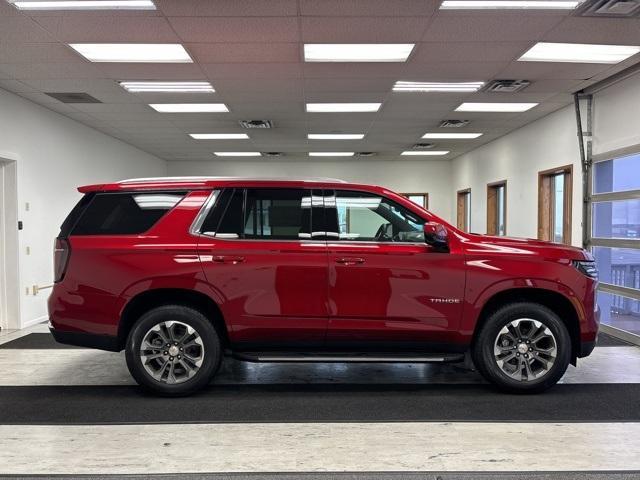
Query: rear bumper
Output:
[[50, 326, 120, 352]]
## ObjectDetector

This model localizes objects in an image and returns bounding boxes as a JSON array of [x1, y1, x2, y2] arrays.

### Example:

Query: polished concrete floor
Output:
[[0, 322, 639, 477]]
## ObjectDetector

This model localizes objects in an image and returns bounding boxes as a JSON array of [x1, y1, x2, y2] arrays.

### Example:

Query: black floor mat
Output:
[[1, 383, 640, 425], [597, 332, 634, 347]]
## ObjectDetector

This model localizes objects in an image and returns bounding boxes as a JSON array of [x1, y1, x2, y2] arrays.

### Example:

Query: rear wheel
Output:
[[125, 305, 221, 396], [472, 302, 571, 393]]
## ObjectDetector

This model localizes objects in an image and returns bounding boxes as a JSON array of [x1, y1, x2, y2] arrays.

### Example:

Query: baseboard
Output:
[[21, 315, 48, 330]]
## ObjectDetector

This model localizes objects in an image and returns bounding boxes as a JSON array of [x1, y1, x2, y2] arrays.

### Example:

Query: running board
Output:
[[232, 352, 465, 363]]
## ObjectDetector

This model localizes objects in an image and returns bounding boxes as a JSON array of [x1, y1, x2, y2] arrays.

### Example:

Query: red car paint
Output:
[[48, 178, 599, 358]]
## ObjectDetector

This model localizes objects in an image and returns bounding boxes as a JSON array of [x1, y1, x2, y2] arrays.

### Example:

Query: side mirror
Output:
[[423, 223, 449, 251]]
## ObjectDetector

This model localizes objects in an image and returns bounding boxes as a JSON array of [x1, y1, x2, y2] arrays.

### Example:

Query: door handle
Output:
[[212, 255, 245, 264], [335, 257, 365, 266]]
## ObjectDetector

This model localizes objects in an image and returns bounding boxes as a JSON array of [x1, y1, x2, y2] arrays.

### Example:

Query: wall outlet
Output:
[[26, 246, 30, 255], [25, 202, 30, 211]]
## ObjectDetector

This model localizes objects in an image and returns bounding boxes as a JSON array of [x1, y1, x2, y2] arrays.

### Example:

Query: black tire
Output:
[[471, 302, 571, 393], [125, 305, 222, 396]]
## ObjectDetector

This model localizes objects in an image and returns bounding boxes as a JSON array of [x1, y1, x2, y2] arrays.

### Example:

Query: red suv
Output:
[[49, 177, 600, 395]]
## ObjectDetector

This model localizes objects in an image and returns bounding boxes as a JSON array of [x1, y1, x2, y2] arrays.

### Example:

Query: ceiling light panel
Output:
[[309, 152, 355, 157], [150, 104, 228, 113], [306, 103, 381, 113], [440, 0, 580, 9], [518, 42, 640, 64], [120, 82, 214, 93], [401, 151, 450, 156], [190, 134, 248, 139], [69, 44, 192, 63], [12, 0, 155, 9], [304, 44, 415, 62], [422, 133, 483, 139], [214, 152, 261, 157], [308, 134, 365, 140], [393, 81, 485, 92], [455, 102, 538, 112]]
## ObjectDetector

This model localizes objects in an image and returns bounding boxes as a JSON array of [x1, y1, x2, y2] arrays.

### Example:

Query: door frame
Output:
[[0, 153, 20, 331], [537, 165, 573, 245]]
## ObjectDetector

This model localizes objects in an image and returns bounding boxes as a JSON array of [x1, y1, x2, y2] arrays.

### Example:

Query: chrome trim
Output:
[[189, 190, 219, 236]]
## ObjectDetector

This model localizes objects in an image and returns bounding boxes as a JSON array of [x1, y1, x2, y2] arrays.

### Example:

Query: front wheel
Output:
[[472, 302, 571, 393], [125, 305, 221, 396]]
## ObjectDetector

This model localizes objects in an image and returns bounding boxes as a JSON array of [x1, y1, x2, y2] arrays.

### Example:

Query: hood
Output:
[[462, 233, 593, 261]]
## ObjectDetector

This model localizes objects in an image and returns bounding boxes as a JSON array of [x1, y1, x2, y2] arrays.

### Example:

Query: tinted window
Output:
[[72, 192, 184, 235], [213, 188, 311, 240], [200, 189, 234, 234], [331, 190, 425, 242], [59, 192, 94, 238]]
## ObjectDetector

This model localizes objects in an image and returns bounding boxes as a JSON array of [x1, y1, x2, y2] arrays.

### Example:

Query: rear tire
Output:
[[472, 302, 571, 393], [125, 305, 221, 396]]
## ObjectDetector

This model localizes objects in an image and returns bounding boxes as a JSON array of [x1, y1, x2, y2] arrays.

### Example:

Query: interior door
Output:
[[325, 190, 466, 351], [197, 187, 329, 350]]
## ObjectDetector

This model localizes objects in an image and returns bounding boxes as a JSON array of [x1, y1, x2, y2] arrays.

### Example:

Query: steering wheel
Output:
[[374, 223, 394, 241]]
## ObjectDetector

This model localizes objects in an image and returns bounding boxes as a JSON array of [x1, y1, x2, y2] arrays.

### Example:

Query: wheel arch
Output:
[[118, 288, 230, 350], [471, 287, 581, 362]]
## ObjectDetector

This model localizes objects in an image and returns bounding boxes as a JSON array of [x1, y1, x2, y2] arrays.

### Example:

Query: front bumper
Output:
[[49, 326, 120, 352]]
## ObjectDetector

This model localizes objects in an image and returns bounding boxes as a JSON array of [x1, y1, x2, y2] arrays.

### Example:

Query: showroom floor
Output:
[[0, 323, 639, 479]]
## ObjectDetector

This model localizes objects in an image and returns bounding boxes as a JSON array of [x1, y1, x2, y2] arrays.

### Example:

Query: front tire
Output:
[[125, 305, 221, 396], [472, 302, 571, 393]]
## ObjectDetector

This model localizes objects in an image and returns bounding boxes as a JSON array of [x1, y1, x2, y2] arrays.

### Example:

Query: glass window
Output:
[[594, 153, 640, 194], [402, 193, 428, 209], [593, 247, 640, 287], [214, 188, 311, 240], [553, 173, 565, 243], [332, 190, 425, 242], [496, 184, 505, 236], [592, 199, 640, 239], [597, 291, 640, 336], [71, 192, 184, 235]]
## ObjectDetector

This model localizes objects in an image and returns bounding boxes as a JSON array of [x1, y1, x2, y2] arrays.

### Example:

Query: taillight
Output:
[[54, 238, 70, 282]]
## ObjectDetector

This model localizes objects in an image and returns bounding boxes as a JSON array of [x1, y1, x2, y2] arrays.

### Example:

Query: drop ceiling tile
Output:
[[412, 41, 530, 63], [19, 78, 122, 93], [544, 17, 640, 45], [169, 17, 300, 42], [71, 102, 152, 113], [97, 63, 206, 80], [423, 14, 565, 42], [499, 61, 611, 80], [201, 63, 303, 79], [0, 79, 38, 92], [186, 43, 300, 63], [0, 62, 105, 79], [523, 79, 585, 93], [32, 16, 180, 42], [0, 43, 81, 64], [301, 16, 429, 42], [303, 63, 406, 78], [403, 61, 510, 79], [155, 0, 298, 16], [212, 77, 303, 95], [299, 0, 438, 16], [305, 92, 388, 102], [0, 16, 56, 42], [304, 77, 395, 93]]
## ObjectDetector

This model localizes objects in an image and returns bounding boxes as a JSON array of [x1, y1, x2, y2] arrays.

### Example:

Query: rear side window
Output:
[[71, 192, 185, 235], [59, 193, 94, 238], [203, 188, 313, 240]]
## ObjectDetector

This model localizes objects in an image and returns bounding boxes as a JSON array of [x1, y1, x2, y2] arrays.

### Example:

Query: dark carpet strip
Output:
[[1, 472, 640, 480], [1, 332, 635, 349], [1, 383, 640, 425]]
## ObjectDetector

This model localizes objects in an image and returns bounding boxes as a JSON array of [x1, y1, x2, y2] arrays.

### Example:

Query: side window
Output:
[[332, 190, 425, 242], [209, 188, 312, 240], [71, 192, 185, 235]]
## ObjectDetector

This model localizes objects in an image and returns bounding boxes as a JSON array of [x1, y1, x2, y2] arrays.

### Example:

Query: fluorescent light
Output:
[[306, 103, 381, 113], [120, 81, 214, 93], [304, 44, 414, 62], [69, 44, 192, 63], [214, 152, 262, 157], [401, 151, 450, 156], [309, 152, 355, 157], [455, 102, 537, 112], [308, 134, 365, 140], [13, 0, 155, 9], [440, 0, 579, 9], [150, 104, 228, 113], [518, 42, 640, 64], [393, 81, 484, 92], [190, 134, 249, 140], [422, 133, 483, 139]]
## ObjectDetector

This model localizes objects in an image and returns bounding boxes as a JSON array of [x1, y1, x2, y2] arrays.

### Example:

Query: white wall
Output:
[[167, 158, 453, 222], [450, 106, 583, 244], [0, 88, 167, 329]]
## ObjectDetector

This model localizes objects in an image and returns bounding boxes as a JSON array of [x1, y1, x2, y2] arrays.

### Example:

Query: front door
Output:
[[325, 190, 466, 351], [197, 187, 329, 350]]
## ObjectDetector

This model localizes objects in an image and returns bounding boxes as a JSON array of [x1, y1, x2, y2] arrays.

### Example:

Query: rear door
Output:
[[196, 187, 329, 350]]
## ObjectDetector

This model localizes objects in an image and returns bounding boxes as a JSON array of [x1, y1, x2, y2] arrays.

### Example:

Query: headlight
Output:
[[572, 260, 598, 281]]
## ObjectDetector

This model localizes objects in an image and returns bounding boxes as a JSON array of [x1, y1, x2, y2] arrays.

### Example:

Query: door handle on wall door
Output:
[[335, 257, 365, 266], [212, 255, 245, 264]]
